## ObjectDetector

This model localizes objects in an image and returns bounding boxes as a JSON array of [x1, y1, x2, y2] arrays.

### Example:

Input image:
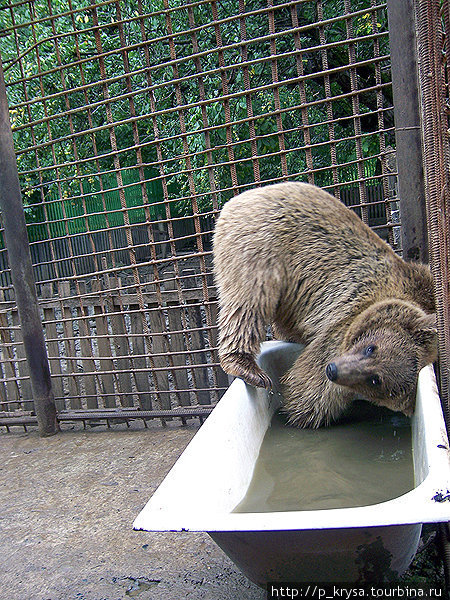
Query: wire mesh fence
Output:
[[417, 0, 450, 426], [0, 0, 399, 424]]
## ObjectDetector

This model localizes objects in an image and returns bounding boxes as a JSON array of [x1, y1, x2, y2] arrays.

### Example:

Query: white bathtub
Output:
[[134, 341, 450, 585]]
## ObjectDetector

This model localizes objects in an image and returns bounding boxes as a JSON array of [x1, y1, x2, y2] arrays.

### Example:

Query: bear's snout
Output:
[[325, 355, 372, 388], [325, 362, 338, 382]]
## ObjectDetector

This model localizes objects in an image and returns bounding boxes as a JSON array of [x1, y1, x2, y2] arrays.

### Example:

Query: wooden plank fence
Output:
[[0, 262, 229, 420]]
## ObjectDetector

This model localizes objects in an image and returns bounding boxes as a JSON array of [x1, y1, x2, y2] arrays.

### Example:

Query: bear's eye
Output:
[[368, 375, 382, 387], [364, 344, 377, 357]]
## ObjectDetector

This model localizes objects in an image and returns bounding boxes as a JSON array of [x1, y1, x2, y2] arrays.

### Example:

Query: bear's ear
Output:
[[416, 312, 437, 332], [413, 313, 438, 362]]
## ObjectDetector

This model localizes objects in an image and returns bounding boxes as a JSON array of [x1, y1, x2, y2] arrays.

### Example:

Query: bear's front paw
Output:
[[220, 352, 272, 389]]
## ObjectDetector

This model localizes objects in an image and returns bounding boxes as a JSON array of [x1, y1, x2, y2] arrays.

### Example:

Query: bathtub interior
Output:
[[134, 341, 299, 530], [133, 341, 450, 534]]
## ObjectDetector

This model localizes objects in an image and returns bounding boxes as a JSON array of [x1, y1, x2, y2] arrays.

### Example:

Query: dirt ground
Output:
[[0, 420, 445, 600], [0, 420, 264, 600]]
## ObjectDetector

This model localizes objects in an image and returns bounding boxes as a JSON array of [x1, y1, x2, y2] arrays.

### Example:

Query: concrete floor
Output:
[[0, 421, 264, 600]]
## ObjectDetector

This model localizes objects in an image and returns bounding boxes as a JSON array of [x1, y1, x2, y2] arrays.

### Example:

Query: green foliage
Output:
[[0, 0, 392, 232], [25, 169, 165, 241]]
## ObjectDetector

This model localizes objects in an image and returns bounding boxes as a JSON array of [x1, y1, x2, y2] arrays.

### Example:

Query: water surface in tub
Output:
[[233, 406, 414, 513]]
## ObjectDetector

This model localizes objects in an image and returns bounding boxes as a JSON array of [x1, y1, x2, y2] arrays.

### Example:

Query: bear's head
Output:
[[325, 300, 437, 416]]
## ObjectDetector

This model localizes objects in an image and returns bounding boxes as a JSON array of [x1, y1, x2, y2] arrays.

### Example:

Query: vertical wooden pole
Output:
[[387, 0, 428, 263], [0, 56, 58, 436]]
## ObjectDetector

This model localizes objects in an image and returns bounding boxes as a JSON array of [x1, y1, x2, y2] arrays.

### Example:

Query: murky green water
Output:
[[233, 404, 414, 513]]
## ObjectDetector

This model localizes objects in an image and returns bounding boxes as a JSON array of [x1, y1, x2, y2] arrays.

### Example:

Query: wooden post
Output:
[[387, 0, 428, 263], [0, 57, 58, 436]]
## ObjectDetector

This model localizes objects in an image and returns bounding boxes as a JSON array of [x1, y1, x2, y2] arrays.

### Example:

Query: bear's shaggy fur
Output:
[[213, 182, 437, 428]]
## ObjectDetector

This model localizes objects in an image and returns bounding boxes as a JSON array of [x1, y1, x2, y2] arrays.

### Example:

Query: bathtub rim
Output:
[[133, 342, 450, 534]]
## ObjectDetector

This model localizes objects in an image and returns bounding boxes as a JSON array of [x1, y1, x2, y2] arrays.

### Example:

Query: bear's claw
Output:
[[244, 369, 273, 390], [220, 352, 272, 389]]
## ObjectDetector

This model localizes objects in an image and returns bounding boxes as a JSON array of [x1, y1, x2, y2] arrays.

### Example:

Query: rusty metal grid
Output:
[[0, 0, 396, 424], [417, 0, 450, 426]]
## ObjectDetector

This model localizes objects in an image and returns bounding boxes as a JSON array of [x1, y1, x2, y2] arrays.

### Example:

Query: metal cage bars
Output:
[[416, 0, 450, 426], [0, 0, 398, 426]]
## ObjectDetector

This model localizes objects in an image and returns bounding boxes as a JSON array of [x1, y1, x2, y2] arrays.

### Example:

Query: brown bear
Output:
[[213, 182, 437, 428]]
